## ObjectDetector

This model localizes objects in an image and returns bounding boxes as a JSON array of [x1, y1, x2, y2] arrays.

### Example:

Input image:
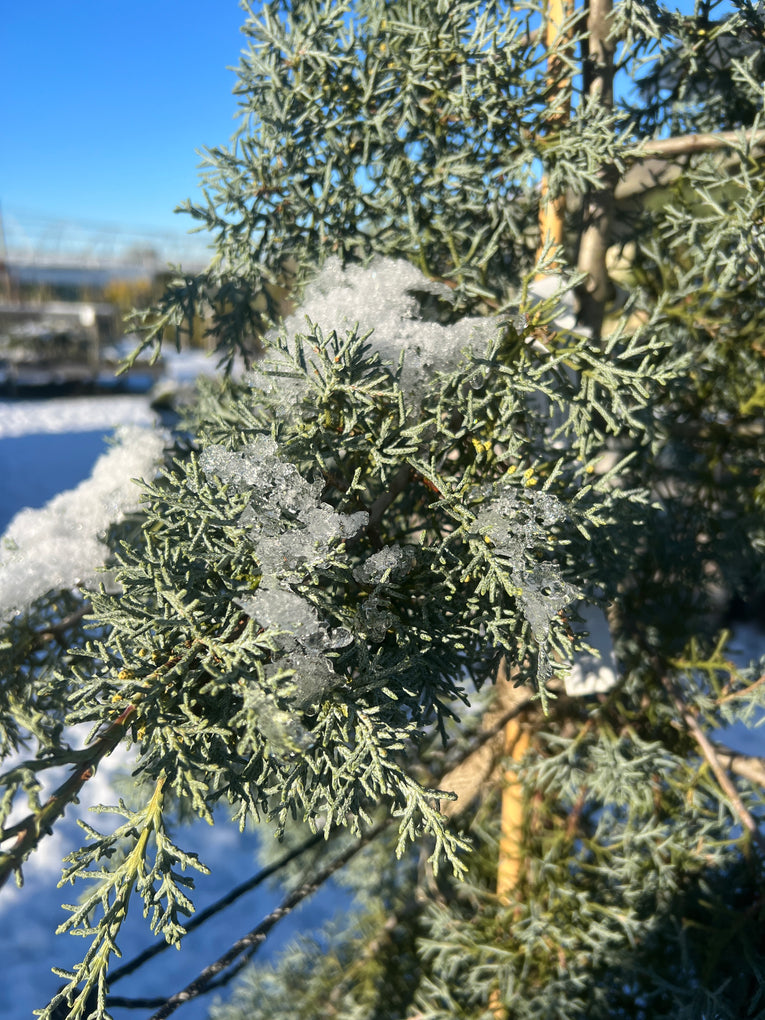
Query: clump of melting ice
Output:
[[237, 585, 352, 654], [352, 545, 416, 645], [353, 544, 415, 585], [0, 426, 166, 622], [200, 436, 367, 576], [200, 437, 366, 715], [473, 486, 568, 564], [250, 257, 495, 402], [473, 486, 580, 681]]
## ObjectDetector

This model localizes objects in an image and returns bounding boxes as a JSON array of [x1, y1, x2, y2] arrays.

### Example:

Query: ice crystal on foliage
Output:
[[259, 257, 494, 398], [275, 650, 342, 712], [353, 544, 416, 585], [237, 584, 352, 654], [0, 426, 165, 620], [200, 437, 365, 714], [200, 437, 367, 578], [517, 561, 578, 641], [474, 486, 580, 680], [237, 586, 323, 647], [200, 435, 317, 518], [360, 593, 397, 644], [242, 685, 315, 752], [473, 486, 567, 564]]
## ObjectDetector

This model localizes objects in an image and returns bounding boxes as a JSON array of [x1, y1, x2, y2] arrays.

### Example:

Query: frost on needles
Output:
[[199, 435, 367, 742], [4, 254, 667, 1018]]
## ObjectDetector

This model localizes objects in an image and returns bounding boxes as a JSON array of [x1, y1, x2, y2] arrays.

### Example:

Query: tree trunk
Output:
[[576, 0, 616, 338]]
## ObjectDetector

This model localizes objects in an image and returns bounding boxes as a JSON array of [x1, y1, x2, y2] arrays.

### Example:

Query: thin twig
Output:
[[35, 605, 91, 648], [717, 672, 765, 705], [663, 678, 765, 854], [712, 743, 765, 790], [0, 704, 136, 890], [641, 127, 765, 158]]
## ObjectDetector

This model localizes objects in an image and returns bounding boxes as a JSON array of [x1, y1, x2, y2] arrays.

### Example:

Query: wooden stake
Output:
[[496, 720, 531, 904], [489, 667, 531, 1020], [536, 0, 575, 266]]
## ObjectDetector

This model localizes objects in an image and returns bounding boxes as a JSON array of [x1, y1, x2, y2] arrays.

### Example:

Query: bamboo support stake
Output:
[[489, 664, 531, 1020], [496, 721, 531, 903], [536, 0, 575, 266]]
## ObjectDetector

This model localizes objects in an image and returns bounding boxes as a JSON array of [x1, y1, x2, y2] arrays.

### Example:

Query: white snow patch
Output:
[[267, 256, 495, 396], [527, 273, 580, 334], [0, 425, 166, 620], [0, 394, 156, 439], [565, 604, 619, 696]]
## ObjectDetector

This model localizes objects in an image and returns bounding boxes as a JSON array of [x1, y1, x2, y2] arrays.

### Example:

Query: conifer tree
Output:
[[2, 1, 765, 1018]]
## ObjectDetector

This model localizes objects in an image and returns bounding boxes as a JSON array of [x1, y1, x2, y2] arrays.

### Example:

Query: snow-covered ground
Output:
[[0, 379, 342, 1019]]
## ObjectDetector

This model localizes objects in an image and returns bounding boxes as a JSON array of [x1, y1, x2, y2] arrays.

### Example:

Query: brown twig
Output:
[[712, 743, 765, 791], [35, 605, 90, 649], [663, 678, 765, 854], [717, 672, 765, 705], [0, 704, 136, 890], [641, 127, 765, 159]]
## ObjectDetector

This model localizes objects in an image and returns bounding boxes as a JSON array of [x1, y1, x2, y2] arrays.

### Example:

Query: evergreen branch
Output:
[[146, 819, 390, 1019], [367, 463, 412, 537], [0, 704, 136, 890], [106, 829, 324, 984]]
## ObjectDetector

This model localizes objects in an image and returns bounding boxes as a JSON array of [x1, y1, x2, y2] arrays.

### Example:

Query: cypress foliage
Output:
[[2, 1, 765, 1018]]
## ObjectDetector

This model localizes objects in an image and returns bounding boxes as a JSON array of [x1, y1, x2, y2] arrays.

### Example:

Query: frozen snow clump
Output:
[[353, 544, 416, 585], [200, 438, 368, 578], [473, 485, 580, 681], [237, 583, 352, 653], [201, 438, 363, 708], [270, 257, 495, 396], [0, 426, 166, 621], [248, 266, 585, 415], [473, 486, 567, 564]]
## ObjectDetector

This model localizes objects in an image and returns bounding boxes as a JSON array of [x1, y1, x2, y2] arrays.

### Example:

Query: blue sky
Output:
[[1, 0, 711, 257], [1, 1, 246, 249]]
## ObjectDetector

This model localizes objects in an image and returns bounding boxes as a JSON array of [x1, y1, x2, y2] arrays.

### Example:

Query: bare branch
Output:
[[663, 680, 765, 854], [107, 829, 325, 985], [712, 743, 765, 790], [641, 128, 765, 159], [0, 704, 136, 890], [575, 0, 617, 339]]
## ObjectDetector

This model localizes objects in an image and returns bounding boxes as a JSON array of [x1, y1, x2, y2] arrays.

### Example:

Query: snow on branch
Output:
[[0, 426, 166, 621]]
